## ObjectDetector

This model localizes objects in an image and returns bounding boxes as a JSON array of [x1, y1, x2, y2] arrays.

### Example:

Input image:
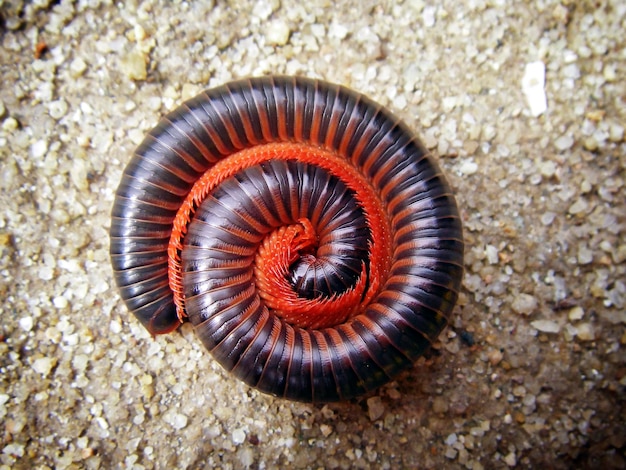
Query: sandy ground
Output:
[[1, 0, 624, 468]]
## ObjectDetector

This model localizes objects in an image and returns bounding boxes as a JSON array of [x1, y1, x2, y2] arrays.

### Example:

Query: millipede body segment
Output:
[[110, 76, 464, 402]]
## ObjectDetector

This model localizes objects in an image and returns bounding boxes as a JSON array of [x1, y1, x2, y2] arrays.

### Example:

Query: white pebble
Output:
[[70, 159, 88, 191], [531, 320, 560, 334], [328, 22, 348, 40], [52, 296, 68, 309], [80, 101, 94, 114], [459, 160, 478, 175], [485, 245, 499, 264], [445, 433, 457, 445], [239, 447, 254, 467], [423, 132, 438, 149], [2, 443, 25, 458], [95, 416, 109, 430], [31, 139, 48, 158], [110, 321, 122, 334], [482, 125, 497, 141], [540, 212, 556, 226], [18, 316, 33, 332], [146, 96, 163, 111], [70, 57, 88, 77], [266, 20, 291, 46], [603, 64, 617, 82], [232, 428, 246, 445], [554, 135, 574, 151], [438, 139, 449, 155], [577, 246, 593, 264], [2, 117, 19, 132], [32, 357, 55, 377], [72, 354, 89, 372], [521, 61, 547, 117], [539, 160, 556, 178], [422, 6, 436, 27], [48, 99, 68, 120], [609, 123, 624, 142], [57, 258, 81, 273], [562, 64, 580, 79], [568, 198, 588, 215], [392, 95, 407, 111], [173, 413, 188, 430], [511, 293, 537, 315]]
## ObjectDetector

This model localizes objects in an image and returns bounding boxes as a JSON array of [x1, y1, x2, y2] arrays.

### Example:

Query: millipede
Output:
[[110, 75, 464, 403]]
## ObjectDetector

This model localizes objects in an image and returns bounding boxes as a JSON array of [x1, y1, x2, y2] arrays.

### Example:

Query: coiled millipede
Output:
[[110, 76, 464, 402]]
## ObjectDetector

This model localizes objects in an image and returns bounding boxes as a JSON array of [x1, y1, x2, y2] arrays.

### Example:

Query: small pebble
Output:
[[554, 135, 574, 151], [603, 64, 617, 82], [583, 137, 598, 151], [512, 294, 538, 315], [52, 296, 68, 309], [319, 424, 333, 437], [531, 320, 560, 334], [73, 355, 89, 373], [576, 323, 595, 341], [2, 443, 25, 458], [32, 357, 56, 377], [459, 160, 478, 175], [422, 6, 437, 27], [568, 198, 588, 215], [266, 20, 291, 46], [366, 396, 385, 421], [48, 99, 68, 120], [608, 123, 624, 142], [232, 428, 246, 445], [488, 349, 503, 366], [539, 160, 556, 178], [423, 133, 438, 149], [121, 51, 148, 81], [568, 306, 584, 321], [521, 61, 547, 117], [18, 316, 34, 332], [577, 246, 593, 265], [504, 451, 517, 467], [328, 23, 348, 40], [541, 212, 556, 226], [485, 245, 498, 264], [2, 116, 18, 131], [70, 57, 88, 77], [613, 245, 626, 264], [31, 140, 48, 159], [167, 413, 188, 431]]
